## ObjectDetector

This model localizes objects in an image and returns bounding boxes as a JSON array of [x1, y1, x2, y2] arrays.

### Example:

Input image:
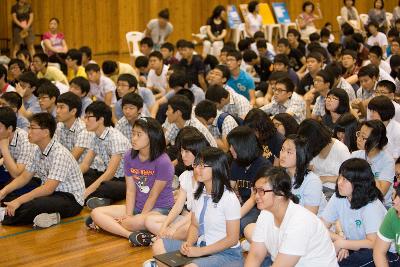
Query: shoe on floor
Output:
[[86, 197, 111, 210], [142, 259, 157, 267], [33, 212, 61, 229], [85, 216, 100, 231], [128, 230, 155, 246]]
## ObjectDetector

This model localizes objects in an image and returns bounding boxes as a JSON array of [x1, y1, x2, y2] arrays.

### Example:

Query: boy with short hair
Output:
[[0, 92, 29, 131], [101, 60, 138, 84], [276, 38, 306, 73], [0, 107, 35, 190], [36, 79, 60, 117], [85, 63, 117, 106], [0, 112, 85, 227], [134, 56, 150, 87], [79, 46, 96, 67], [368, 45, 391, 75], [33, 53, 68, 85], [160, 42, 179, 66], [66, 49, 87, 81], [80, 101, 131, 208], [55, 91, 93, 163], [115, 92, 143, 139], [163, 95, 216, 147], [261, 77, 306, 123], [15, 71, 41, 119], [139, 37, 154, 57], [226, 51, 256, 105], [297, 52, 324, 96], [373, 80, 400, 123], [179, 40, 207, 91], [366, 21, 388, 56], [195, 99, 238, 152], [146, 51, 169, 96], [69, 76, 92, 116], [114, 73, 153, 121], [352, 64, 379, 118]]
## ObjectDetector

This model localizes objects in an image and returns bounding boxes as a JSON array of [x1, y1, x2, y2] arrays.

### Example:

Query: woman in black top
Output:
[[202, 5, 227, 58]]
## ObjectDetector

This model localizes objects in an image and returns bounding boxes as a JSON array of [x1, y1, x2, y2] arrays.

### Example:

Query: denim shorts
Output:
[[133, 207, 171, 216], [162, 238, 243, 267]]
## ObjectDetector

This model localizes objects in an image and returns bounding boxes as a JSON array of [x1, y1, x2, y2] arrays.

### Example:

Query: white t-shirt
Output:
[[350, 150, 394, 207], [192, 189, 241, 247], [384, 119, 400, 159], [310, 139, 351, 189], [246, 13, 262, 37], [147, 19, 173, 45], [89, 75, 117, 105], [367, 32, 388, 48], [252, 201, 338, 267], [146, 65, 169, 95], [178, 170, 197, 211]]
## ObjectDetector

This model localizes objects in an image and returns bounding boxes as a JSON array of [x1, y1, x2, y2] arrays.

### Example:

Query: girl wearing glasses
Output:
[[144, 131, 209, 240], [86, 117, 174, 246], [245, 166, 337, 267], [350, 120, 394, 208], [320, 158, 394, 266], [323, 88, 351, 132], [152, 147, 243, 267]]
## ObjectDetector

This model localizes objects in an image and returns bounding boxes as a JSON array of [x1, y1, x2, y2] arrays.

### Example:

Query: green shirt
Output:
[[378, 207, 400, 254]]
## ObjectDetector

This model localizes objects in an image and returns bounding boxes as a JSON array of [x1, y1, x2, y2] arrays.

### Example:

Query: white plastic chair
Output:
[[192, 26, 208, 40], [232, 23, 246, 48], [126, 31, 144, 57], [264, 24, 282, 43], [281, 22, 297, 38], [40, 40, 46, 53], [359, 14, 369, 26]]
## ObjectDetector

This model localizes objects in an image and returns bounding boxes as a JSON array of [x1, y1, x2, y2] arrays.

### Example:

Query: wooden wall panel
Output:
[[0, 0, 399, 56]]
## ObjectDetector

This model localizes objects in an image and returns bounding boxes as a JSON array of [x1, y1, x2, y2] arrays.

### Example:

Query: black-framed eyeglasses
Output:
[[84, 115, 96, 120], [253, 187, 274, 196], [192, 163, 211, 169]]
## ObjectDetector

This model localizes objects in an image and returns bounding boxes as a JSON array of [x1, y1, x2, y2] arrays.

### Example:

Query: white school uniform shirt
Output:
[[192, 189, 241, 247], [89, 75, 117, 105], [146, 65, 169, 95], [178, 170, 197, 211], [252, 201, 338, 267], [321, 194, 394, 252], [350, 150, 394, 207], [310, 139, 351, 189], [367, 32, 388, 49], [384, 119, 400, 159], [292, 171, 327, 215]]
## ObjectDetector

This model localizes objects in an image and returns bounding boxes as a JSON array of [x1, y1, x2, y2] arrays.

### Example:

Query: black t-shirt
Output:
[[180, 55, 205, 88], [206, 18, 227, 37], [254, 56, 272, 82], [231, 156, 271, 203], [297, 73, 314, 96], [297, 41, 306, 56], [11, 3, 32, 27], [287, 48, 304, 72], [262, 132, 285, 164]]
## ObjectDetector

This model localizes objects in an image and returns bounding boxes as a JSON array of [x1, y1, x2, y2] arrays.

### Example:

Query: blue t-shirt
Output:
[[292, 171, 327, 215], [230, 155, 271, 202], [115, 98, 151, 120], [321, 194, 387, 241], [123, 151, 174, 212], [350, 150, 394, 207], [227, 70, 255, 100]]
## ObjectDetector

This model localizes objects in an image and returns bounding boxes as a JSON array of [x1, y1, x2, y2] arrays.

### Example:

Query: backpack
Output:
[[216, 112, 243, 134]]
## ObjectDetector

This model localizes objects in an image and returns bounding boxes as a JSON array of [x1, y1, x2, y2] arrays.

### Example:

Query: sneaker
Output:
[[0, 207, 5, 222], [241, 239, 250, 252], [86, 197, 111, 210], [85, 216, 100, 231], [142, 259, 157, 267], [128, 230, 155, 246], [33, 212, 61, 228]]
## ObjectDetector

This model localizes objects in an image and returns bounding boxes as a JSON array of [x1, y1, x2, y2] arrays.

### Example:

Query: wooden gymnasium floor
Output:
[[0, 206, 153, 267]]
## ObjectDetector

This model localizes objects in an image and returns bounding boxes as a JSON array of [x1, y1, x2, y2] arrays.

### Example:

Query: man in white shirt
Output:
[[85, 63, 116, 106], [367, 21, 388, 56], [146, 51, 168, 96]]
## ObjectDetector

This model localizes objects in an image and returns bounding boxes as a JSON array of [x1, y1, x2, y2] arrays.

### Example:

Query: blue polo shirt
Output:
[[227, 70, 255, 100]]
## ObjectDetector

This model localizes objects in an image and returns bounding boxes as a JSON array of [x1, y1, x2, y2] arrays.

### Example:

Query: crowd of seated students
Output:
[[3, 0, 400, 266]]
